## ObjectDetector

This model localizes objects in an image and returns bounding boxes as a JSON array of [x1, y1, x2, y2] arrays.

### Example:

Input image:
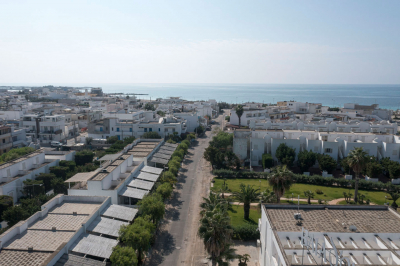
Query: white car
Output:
[[50, 141, 62, 147]]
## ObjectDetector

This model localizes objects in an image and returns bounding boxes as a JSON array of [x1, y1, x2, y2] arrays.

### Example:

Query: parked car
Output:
[[51, 141, 62, 147], [206, 126, 211, 131]]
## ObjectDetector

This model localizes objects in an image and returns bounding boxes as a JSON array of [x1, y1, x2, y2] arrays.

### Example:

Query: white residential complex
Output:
[[259, 204, 400, 266]]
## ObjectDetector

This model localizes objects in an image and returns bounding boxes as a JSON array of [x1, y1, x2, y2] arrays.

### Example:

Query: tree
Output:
[[204, 146, 222, 169], [2, 206, 29, 227], [304, 190, 314, 204], [138, 193, 165, 224], [232, 184, 260, 220], [235, 105, 244, 127], [388, 192, 400, 209], [237, 254, 251, 266], [144, 103, 155, 111], [142, 131, 161, 139], [22, 179, 44, 198], [317, 154, 337, 173], [275, 143, 296, 167], [340, 157, 351, 174], [209, 131, 233, 150], [225, 116, 230, 122], [51, 178, 68, 194], [75, 150, 94, 165], [297, 150, 317, 172], [380, 157, 392, 175], [161, 171, 177, 185], [198, 208, 233, 266], [200, 192, 230, 216], [85, 137, 93, 146], [59, 160, 76, 172], [195, 125, 204, 135], [110, 245, 138, 266], [268, 165, 293, 203], [119, 216, 155, 264], [388, 161, 400, 180], [0, 195, 13, 221], [157, 110, 165, 117], [107, 136, 119, 144], [156, 183, 173, 200], [218, 179, 230, 199], [35, 173, 56, 192], [366, 161, 383, 178], [262, 154, 274, 169], [347, 147, 368, 202], [49, 166, 69, 180]]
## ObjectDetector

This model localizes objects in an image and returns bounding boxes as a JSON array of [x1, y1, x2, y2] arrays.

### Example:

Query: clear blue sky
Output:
[[0, 0, 399, 84]]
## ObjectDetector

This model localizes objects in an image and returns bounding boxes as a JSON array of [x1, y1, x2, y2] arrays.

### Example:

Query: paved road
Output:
[[147, 114, 224, 266]]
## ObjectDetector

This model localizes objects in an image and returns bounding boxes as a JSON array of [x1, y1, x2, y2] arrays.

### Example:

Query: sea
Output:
[[97, 84, 400, 110], [4, 83, 400, 110]]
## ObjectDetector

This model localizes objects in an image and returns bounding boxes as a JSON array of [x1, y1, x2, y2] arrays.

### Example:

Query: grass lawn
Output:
[[212, 178, 397, 205], [228, 205, 260, 227]]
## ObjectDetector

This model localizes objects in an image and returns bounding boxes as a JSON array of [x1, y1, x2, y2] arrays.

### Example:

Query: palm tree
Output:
[[198, 209, 233, 266], [233, 184, 260, 220], [268, 165, 293, 203], [347, 147, 368, 202], [200, 192, 230, 216], [219, 179, 230, 199], [389, 192, 400, 209], [235, 105, 244, 128], [304, 190, 314, 204]]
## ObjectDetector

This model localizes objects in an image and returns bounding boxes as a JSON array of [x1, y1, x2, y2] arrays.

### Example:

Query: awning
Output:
[[136, 171, 160, 182], [98, 153, 123, 161], [64, 172, 97, 183], [153, 153, 171, 160], [71, 233, 118, 259], [87, 217, 128, 238], [119, 187, 149, 199], [149, 157, 169, 165], [141, 166, 163, 175], [101, 204, 138, 222], [128, 179, 155, 191]]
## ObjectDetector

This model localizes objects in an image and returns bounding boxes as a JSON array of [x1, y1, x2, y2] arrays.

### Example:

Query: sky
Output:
[[0, 0, 399, 84]]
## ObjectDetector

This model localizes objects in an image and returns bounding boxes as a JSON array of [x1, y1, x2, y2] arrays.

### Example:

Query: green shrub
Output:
[[0, 147, 35, 164], [232, 224, 259, 240], [315, 189, 323, 194], [142, 132, 162, 139], [261, 154, 274, 169]]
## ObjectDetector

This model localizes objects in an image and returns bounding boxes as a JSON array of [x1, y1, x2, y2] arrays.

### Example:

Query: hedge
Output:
[[212, 169, 400, 193], [262, 154, 274, 169], [232, 224, 259, 240]]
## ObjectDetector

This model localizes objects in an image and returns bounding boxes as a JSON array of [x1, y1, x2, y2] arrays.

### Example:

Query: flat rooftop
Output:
[[265, 205, 400, 233]]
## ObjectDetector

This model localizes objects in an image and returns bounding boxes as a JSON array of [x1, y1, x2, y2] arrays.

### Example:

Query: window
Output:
[[172, 128, 175, 132], [149, 128, 152, 132], [144, 128, 147, 132], [117, 128, 120, 132], [100, 127, 103, 132], [2, 139, 4, 143], [322, 136, 328, 141], [325, 148, 332, 153], [130, 128, 132, 132], [112, 127, 114, 131], [159, 128, 161, 132]]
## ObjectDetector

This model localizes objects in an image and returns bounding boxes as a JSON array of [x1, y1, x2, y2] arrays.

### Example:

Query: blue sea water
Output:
[[96, 84, 400, 110], [3, 83, 400, 110]]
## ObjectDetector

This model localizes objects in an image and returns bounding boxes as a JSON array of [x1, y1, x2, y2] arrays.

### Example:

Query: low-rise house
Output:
[[0, 149, 58, 203]]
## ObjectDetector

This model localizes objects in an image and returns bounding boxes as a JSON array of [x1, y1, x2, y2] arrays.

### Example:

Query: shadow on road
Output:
[[147, 230, 176, 265]]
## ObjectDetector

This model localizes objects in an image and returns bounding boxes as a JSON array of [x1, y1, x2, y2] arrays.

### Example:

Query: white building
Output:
[[0, 149, 58, 203], [259, 204, 400, 266], [233, 129, 400, 167]]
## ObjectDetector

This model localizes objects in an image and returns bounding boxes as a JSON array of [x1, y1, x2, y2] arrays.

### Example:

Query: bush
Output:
[[156, 183, 173, 200], [275, 143, 296, 167], [58, 160, 76, 172], [142, 132, 162, 139], [315, 189, 324, 194], [297, 150, 317, 172], [75, 150, 94, 166], [232, 224, 259, 240], [262, 154, 274, 169], [0, 147, 35, 164], [107, 136, 119, 144], [318, 154, 337, 173]]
